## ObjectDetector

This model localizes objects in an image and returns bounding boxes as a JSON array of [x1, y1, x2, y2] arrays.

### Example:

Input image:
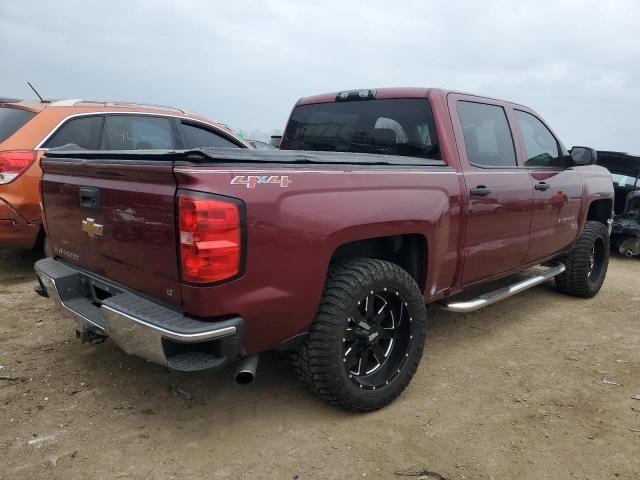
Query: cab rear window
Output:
[[0, 107, 36, 143], [280, 99, 440, 159]]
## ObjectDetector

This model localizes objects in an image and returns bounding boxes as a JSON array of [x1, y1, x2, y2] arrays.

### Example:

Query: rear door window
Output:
[[44, 116, 104, 150], [181, 122, 242, 148], [515, 110, 562, 168], [457, 101, 517, 167], [101, 115, 175, 150], [0, 107, 36, 143]]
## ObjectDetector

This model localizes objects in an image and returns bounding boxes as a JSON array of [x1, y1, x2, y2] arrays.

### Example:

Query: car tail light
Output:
[[178, 191, 243, 284], [0, 150, 36, 184]]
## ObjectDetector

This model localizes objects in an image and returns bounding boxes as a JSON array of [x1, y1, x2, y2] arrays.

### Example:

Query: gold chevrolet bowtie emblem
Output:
[[82, 218, 103, 238]]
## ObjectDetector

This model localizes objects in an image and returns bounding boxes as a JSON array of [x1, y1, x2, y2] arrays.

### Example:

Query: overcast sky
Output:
[[1, 0, 639, 151]]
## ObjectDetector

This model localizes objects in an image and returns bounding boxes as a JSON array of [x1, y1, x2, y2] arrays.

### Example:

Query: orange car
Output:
[[0, 99, 250, 251]]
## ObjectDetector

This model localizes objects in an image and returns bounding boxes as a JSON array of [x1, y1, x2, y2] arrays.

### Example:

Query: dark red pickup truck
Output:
[[34, 88, 614, 411]]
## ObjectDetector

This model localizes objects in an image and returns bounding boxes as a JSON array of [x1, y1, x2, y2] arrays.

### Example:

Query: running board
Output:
[[438, 263, 566, 313]]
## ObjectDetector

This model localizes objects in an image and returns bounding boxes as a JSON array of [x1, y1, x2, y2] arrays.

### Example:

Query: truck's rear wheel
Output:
[[555, 221, 609, 298], [292, 258, 427, 412]]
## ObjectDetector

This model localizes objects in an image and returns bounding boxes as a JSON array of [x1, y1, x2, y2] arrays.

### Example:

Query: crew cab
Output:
[[34, 88, 614, 411]]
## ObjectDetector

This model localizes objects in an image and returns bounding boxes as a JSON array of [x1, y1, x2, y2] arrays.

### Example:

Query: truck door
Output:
[[512, 109, 582, 262], [449, 95, 534, 285]]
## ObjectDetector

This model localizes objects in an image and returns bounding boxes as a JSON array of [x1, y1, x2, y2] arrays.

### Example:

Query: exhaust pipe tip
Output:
[[235, 354, 259, 385], [235, 370, 255, 385]]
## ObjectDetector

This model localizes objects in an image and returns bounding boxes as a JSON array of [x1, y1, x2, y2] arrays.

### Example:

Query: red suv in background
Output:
[[0, 98, 250, 251]]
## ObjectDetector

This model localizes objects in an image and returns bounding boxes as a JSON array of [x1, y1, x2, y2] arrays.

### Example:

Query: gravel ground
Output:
[[0, 250, 638, 479]]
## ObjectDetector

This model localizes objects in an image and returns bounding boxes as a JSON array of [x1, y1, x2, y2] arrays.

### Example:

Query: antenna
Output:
[[27, 82, 48, 103]]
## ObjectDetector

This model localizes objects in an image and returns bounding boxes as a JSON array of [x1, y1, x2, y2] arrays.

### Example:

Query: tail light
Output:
[[178, 191, 243, 284], [0, 150, 36, 184]]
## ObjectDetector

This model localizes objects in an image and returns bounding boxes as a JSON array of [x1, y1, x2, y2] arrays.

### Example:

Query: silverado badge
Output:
[[82, 218, 104, 238]]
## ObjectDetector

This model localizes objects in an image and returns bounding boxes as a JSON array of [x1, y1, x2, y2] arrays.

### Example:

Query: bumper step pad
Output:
[[167, 352, 229, 372]]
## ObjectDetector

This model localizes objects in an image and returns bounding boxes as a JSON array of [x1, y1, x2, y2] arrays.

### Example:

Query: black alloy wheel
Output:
[[292, 258, 427, 412], [343, 288, 413, 390]]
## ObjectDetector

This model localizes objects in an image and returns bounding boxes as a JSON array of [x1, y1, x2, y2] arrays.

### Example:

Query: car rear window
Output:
[[0, 107, 36, 143], [280, 99, 440, 159], [181, 122, 242, 148]]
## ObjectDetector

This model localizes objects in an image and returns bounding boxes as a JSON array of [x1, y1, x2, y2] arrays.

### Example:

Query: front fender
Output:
[[576, 165, 615, 236]]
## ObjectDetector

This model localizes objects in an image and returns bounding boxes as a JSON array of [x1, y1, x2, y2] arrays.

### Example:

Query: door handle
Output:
[[79, 187, 100, 210], [470, 186, 492, 197], [535, 182, 551, 191]]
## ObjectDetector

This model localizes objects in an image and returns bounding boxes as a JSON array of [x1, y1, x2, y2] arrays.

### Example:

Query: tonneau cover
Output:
[[44, 147, 447, 167]]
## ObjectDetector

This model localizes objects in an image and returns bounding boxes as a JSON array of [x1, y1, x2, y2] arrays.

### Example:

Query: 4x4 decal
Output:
[[231, 175, 291, 189]]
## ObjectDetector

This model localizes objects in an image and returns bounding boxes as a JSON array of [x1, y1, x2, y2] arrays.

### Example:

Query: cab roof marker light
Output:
[[335, 89, 376, 102]]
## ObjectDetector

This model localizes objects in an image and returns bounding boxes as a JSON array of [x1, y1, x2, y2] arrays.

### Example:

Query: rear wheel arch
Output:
[[329, 234, 428, 293]]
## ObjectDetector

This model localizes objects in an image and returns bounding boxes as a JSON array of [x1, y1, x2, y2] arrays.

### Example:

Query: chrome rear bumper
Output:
[[34, 258, 243, 371]]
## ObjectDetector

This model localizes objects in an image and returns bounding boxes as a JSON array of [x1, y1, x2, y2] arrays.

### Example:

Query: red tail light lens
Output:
[[178, 192, 243, 284], [0, 150, 36, 184]]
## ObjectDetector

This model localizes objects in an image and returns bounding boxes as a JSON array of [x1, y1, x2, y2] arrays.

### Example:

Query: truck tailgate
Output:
[[41, 151, 182, 306]]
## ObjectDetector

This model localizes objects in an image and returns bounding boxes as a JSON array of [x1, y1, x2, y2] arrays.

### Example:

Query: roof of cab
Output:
[[294, 87, 530, 110], [296, 88, 432, 106]]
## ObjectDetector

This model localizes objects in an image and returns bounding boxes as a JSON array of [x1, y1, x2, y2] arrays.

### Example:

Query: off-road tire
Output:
[[555, 221, 609, 298], [291, 258, 427, 412]]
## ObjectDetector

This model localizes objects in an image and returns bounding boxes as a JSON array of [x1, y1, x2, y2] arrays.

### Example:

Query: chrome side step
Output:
[[438, 263, 566, 313]]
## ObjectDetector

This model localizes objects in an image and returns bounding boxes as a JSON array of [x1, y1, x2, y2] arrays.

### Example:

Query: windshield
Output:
[[0, 107, 36, 144], [280, 98, 440, 159]]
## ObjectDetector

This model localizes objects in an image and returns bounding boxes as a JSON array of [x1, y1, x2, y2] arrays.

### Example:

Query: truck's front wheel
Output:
[[292, 258, 427, 412], [555, 221, 610, 298]]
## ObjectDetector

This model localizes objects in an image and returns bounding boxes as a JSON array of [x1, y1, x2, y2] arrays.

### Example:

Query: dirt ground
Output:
[[0, 251, 638, 480]]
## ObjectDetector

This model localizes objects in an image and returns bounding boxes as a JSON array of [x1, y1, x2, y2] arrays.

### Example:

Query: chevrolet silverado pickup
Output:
[[34, 88, 614, 411]]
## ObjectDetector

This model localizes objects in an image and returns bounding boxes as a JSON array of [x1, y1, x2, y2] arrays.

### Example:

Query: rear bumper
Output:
[[34, 258, 244, 372]]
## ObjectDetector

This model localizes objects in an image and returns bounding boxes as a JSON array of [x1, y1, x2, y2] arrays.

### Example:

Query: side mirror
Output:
[[570, 146, 597, 166]]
